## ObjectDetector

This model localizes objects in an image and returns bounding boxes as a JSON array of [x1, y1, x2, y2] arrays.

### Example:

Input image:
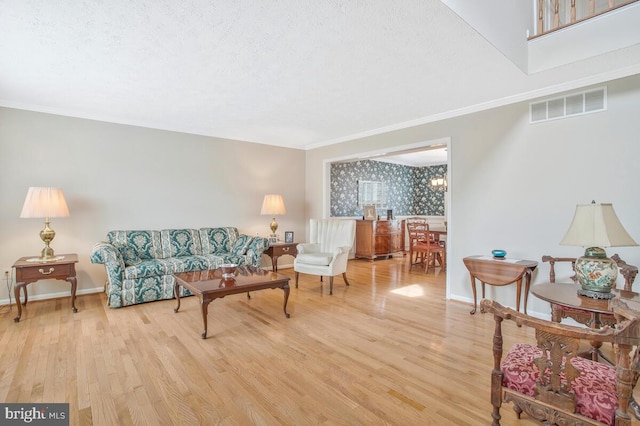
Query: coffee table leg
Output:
[[200, 298, 210, 339], [173, 282, 181, 313], [282, 283, 290, 318]]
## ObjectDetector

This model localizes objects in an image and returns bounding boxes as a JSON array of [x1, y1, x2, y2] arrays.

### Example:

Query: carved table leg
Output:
[[13, 282, 25, 322], [470, 275, 478, 314], [282, 283, 290, 318], [67, 276, 78, 313], [173, 282, 181, 313], [200, 297, 211, 339]]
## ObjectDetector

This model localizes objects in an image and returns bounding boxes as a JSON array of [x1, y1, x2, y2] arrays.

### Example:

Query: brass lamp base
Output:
[[269, 217, 278, 238], [38, 218, 57, 260], [575, 247, 617, 299]]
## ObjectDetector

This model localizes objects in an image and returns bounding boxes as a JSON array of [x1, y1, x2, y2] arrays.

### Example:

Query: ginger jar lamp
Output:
[[560, 201, 637, 299]]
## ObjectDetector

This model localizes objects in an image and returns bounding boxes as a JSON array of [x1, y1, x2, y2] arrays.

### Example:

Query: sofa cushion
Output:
[[115, 243, 142, 266], [232, 234, 254, 255], [124, 256, 210, 279], [108, 230, 162, 260], [160, 229, 202, 258], [199, 227, 238, 254]]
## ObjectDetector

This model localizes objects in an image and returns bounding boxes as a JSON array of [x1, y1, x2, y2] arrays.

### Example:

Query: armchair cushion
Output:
[[296, 252, 333, 266]]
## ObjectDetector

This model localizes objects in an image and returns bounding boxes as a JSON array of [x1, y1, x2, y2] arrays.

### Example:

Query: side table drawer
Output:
[[272, 245, 297, 257], [16, 263, 74, 282]]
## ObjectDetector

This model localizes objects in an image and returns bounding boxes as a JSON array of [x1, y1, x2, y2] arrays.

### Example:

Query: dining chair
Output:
[[406, 217, 428, 266], [406, 219, 445, 272]]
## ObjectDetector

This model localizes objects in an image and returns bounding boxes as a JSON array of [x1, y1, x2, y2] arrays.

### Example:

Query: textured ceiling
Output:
[[1, 1, 639, 150]]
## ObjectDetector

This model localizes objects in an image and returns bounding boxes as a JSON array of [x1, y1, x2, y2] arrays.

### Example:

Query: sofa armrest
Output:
[[297, 243, 320, 254], [246, 236, 269, 267], [90, 242, 125, 307]]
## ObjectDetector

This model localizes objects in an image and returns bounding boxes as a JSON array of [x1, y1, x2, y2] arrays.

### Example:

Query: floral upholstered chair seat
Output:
[[502, 343, 617, 425], [91, 227, 268, 308]]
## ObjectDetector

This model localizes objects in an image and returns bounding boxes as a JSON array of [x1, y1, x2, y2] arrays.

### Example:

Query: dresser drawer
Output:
[[373, 220, 402, 234]]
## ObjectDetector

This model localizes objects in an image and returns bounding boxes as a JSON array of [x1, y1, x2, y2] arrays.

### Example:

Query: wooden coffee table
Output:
[[173, 265, 291, 339]]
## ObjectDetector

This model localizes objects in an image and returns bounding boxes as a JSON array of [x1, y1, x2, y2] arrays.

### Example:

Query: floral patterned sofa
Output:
[[90, 227, 267, 308]]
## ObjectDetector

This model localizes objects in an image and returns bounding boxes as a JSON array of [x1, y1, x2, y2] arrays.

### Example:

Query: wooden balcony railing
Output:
[[531, 0, 639, 38]]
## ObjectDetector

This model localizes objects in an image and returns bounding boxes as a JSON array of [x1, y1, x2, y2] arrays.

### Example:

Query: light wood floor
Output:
[[1, 257, 638, 425]]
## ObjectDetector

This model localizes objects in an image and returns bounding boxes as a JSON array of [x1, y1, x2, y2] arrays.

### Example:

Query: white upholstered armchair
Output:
[[294, 219, 356, 295]]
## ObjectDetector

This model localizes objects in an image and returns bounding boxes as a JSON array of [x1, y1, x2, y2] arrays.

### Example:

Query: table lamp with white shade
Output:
[[260, 194, 286, 238], [20, 187, 70, 260], [560, 201, 637, 299]]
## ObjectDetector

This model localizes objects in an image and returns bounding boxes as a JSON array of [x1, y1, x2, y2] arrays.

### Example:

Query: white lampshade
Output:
[[260, 194, 286, 216], [20, 187, 70, 218], [560, 202, 637, 248]]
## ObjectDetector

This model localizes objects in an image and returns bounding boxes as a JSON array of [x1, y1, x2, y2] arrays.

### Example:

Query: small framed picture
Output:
[[364, 205, 376, 220], [268, 237, 278, 245], [284, 231, 294, 243]]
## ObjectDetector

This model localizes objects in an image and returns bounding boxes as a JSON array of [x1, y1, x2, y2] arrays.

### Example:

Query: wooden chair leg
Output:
[[342, 273, 350, 286], [329, 276, 334, 295], [295, 271, 299, 288]]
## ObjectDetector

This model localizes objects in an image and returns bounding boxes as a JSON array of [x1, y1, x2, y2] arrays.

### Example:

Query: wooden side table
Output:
[[463, 255, 538, 315], [13, 253, 79, 322], [263, 242, 298, 272]]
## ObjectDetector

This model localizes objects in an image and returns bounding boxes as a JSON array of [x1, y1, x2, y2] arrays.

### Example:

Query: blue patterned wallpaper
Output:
[[330, 160, 447, 217]]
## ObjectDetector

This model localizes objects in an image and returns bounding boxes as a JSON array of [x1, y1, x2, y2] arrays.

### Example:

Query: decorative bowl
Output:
[[492, 250, 507, 259], [220, 263, 238, 278]]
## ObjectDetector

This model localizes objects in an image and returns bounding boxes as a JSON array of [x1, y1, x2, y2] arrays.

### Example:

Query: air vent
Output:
[[530, 87, 606, 123]]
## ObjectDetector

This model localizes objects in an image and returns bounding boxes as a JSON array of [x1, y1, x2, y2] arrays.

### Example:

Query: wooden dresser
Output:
[[355, 219, 405, 261]]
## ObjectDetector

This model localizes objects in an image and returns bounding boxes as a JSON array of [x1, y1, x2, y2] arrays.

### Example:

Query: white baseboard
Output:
[[0, 286, 104, 306]]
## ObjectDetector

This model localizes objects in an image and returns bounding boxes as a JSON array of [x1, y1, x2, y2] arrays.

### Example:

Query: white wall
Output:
[[0, 108, 306, 303], [305, 73, 640, 317], [442, 0, 532, 72]]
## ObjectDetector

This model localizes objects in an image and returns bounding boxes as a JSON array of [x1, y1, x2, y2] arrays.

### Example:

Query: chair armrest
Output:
[[297, 243, 320, 254], [334, 246, 351, 256]]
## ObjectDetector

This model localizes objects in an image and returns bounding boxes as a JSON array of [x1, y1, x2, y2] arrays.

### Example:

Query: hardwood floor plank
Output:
[[0, 257, 637, 425]]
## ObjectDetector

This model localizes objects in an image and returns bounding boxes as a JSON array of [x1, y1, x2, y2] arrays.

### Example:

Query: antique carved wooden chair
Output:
[[541, 254, 638, 328], [481, 298, 640, 426]]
